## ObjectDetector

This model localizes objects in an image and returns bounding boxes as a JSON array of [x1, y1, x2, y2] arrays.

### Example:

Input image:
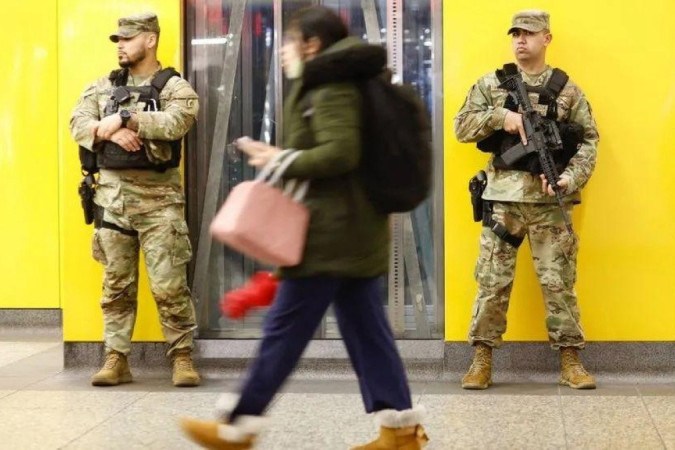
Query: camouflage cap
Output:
[[109, 12, 160, 43], [507, 10, 550, 35]]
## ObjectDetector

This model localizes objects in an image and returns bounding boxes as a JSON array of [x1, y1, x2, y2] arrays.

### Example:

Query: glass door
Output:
[[184, 0, 443, 339]]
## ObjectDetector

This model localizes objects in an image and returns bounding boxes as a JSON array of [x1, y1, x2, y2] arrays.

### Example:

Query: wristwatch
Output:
[[119, 109, 132, 128]]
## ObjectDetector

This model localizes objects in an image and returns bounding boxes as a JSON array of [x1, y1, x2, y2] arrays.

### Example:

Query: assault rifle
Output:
[[498, 73, 573, 233]]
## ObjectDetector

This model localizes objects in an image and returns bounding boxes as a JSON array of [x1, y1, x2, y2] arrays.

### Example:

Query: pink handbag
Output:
[[210, 151, 310, 267]]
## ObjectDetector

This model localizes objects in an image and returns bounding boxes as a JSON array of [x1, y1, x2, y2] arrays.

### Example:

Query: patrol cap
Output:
[[507, 10, 550, 35], [110, 12, 160, 43]]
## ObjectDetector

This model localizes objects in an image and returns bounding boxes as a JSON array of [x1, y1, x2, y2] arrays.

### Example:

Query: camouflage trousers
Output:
[[91, 203, 197, 356], [468, 201, 586, 350]]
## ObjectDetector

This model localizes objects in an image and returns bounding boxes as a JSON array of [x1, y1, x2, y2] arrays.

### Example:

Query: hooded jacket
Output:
[[279, 37, 389, 278]]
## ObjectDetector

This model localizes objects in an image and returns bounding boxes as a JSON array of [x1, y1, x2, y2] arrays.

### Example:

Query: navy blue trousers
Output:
[[229, 276, 412, 419]]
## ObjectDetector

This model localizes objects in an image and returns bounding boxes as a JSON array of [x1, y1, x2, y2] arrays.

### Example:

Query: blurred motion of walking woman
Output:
[[180, 6, 428, 450]]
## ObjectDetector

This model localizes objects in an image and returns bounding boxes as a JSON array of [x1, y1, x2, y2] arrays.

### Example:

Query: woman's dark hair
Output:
[[287, 6, 349, 51]]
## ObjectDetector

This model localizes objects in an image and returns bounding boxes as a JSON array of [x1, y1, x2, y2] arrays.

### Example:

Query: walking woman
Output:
[[181, 6, 428, 450]]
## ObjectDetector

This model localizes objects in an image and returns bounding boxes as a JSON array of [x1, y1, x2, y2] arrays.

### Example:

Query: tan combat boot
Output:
[[91, 350, 132, 386], [559, 347, 596, 389], [180, 416, 266, 450], [461, 343, 492, 389], [351, 407, 429, 450], [172, 350, 201, 387]]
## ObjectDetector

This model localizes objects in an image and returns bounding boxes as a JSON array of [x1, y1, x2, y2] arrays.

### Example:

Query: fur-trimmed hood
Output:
[[301, 37, 387, 91]]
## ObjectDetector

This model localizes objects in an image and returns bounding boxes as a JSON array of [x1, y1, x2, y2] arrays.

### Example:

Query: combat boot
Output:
[[351, 407, 429, 450], [91, 350, 132, 386], [180, 416, 267, 450], [172, 349, 201, 387], [559, 347, 596, 389], [461, 343, 492, 389]]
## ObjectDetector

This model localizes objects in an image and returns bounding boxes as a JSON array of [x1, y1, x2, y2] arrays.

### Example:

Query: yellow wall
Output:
[[58, 0, 182, 340], [444, 1, 675, 341], [5, 1, 675, 343], [0, 2, 60, 308]]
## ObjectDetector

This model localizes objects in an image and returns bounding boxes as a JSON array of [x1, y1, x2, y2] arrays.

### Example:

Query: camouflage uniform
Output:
[[69, 16, 199, 357], [455, 63, 599, 349]]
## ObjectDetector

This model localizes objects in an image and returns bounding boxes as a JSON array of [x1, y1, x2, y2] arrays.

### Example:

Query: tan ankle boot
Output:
[[461, 343, 492, 389], [172, 350, 201, 387], [91, 351, 132, 386], [351, 407, 428, 450], [180, 415, 267, 450], [560, 347, 596, 389]]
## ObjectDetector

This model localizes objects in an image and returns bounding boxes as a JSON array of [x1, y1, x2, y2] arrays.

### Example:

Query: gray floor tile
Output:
[[63, 393, 221, 450], [0, 390, 146, 410], [280, 378, 363, 395], [643, 396, 675, 449], [0, 407, 120, 450], [0, 389, 14, 399], [561, 396, 664, 449], [0, 384, 148, 450], [0, 375, 52, 390], [28, 371, 238, 393], [259, 393, 387, 450], [420, 394, 566, 449], [559, 383, 640, 396], [0, 341, 60, 368], [639, 383, 675, 396], [423, 379, 561, 396]]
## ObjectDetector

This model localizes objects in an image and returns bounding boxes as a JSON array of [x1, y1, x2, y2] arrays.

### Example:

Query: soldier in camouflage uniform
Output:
[[454, 10, 599, 390], [69, 12, 201, 387]]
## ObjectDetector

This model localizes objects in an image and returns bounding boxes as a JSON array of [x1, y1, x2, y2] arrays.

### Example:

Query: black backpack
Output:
[[356, 78, 432, 214]]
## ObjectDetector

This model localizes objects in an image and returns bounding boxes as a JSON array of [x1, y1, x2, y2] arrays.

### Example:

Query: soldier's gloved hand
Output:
[[540, 173, 570, 196], [97, 114, 123, 140], [110, 128, 143, 152], [503, 111, 528, 145]]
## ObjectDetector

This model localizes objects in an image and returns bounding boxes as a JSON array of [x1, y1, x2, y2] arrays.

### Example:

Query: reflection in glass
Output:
[[185, 0, 441, 339]]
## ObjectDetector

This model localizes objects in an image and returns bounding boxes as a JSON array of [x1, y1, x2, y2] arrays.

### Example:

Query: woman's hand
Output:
[[235, 137, 282, 167]]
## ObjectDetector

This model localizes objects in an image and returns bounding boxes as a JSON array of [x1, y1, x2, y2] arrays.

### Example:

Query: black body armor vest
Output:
[[477, 63, 584, 174], [79, 67, 182, 174]]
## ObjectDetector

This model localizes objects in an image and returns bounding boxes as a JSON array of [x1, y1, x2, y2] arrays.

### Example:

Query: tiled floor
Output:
[[0, 335, 673, 449]]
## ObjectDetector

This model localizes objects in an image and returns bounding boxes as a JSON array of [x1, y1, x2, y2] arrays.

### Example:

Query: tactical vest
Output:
[[79, 67, 182, 174], [477, 63, 584, 174]]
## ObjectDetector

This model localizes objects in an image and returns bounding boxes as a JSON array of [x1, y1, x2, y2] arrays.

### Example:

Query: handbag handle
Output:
[[255, 150, 309, 202], [268, 151, 302, 184], [270, 152, 309, 202], [255, 149, 295, 181]]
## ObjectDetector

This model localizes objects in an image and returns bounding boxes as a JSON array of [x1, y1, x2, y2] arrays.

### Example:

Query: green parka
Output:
[[279, 37, 389, 278]]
